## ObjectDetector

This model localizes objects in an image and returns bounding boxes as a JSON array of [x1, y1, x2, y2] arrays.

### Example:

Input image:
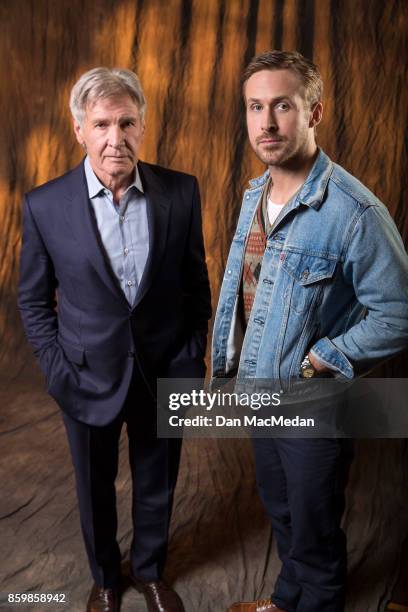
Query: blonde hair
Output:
[[242, 50, 323, 108]]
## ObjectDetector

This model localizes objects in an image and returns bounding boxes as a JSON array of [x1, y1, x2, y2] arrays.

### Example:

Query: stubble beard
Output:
[[255, 141, 294, 168], [254, 132, 309, 170]]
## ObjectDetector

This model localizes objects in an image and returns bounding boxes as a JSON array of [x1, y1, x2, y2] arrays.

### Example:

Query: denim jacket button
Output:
[[302, 269, 310, 279]]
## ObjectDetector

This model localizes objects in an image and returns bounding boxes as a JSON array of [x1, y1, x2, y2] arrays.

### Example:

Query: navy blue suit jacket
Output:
[[18, 160, 211, 426]]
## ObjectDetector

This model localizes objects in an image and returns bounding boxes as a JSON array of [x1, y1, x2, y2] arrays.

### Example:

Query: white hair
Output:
[[69, 67, 146, 125]]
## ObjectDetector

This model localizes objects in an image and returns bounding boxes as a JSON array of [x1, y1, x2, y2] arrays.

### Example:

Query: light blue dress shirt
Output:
[[84, 156, 149, 305]]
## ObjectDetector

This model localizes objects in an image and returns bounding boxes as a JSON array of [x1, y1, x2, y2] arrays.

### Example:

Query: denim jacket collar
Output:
[[248, 148, 334, 210]]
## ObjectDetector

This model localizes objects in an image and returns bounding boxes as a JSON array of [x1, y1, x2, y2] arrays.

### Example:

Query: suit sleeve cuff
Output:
[[310, 337, 354, 379]]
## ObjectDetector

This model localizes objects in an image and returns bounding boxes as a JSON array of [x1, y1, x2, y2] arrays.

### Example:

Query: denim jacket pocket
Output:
[[282, 251, 338, 314]]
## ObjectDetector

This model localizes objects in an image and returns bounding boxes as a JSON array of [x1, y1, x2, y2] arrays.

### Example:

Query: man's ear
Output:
[[73, 120, 85, 146], [309, 101, 323, 128]]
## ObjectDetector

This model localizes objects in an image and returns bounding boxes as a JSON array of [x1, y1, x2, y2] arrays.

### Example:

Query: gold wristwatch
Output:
[[300, 355, 316, 378]]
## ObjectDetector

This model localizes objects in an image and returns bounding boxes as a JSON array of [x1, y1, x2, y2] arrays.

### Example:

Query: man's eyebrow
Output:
[[247, 95, 292, 104], [90, 115, 138, 124]]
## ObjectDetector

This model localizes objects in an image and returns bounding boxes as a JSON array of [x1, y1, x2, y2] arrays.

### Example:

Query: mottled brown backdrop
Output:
[[0, 1, 407, 611]]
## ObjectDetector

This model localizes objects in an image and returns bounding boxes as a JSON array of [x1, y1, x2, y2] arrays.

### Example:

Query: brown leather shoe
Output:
[[86, 583, 120, 611], [130, 574, 185, 611], [228, 600, 285, 612]]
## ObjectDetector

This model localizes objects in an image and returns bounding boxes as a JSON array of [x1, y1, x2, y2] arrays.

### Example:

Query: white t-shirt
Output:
[[267, 198, 285, 227]]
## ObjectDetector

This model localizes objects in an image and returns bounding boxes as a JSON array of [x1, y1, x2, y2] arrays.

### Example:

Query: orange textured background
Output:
[[0, 0, 407, 377], [0, 2, 407, 610]]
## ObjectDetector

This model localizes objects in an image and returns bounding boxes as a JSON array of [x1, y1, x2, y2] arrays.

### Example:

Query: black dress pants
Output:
[[251, 437, 354, 612], [62, 369, 182, 588]]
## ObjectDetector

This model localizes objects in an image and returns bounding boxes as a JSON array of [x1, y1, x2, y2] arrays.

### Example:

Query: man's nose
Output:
[[108, 125, 125, 147], [261, 107, 277, 131]]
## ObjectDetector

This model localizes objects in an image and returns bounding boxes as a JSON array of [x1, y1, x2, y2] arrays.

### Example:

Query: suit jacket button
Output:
[[128, 350, 135, 358]]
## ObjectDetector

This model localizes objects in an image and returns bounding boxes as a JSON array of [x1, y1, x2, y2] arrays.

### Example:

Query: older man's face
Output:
[[73, 95, 144, 186]]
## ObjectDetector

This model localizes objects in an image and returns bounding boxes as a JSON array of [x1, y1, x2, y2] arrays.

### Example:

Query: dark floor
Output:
[[0, 358, 407, 612]]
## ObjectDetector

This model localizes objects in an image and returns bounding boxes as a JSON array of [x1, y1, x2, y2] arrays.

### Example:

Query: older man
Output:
[[211, 51, 408, 611], [18, 67, 211, 612]]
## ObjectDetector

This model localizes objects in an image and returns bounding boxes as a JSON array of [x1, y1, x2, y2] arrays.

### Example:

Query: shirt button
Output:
[[120, 215, 125, 222], [227, 270, 232, 275], [127, 280, 133, 287], [124, 247, 129, 255], [302, 269, 309, 279], [246, 195, 250, 199]]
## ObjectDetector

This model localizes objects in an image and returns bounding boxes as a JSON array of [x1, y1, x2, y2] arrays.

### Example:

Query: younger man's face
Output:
[[245, 68, 320, 168]]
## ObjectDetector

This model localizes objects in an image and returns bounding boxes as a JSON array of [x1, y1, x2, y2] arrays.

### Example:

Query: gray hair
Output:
[[69, 67, 147, 125]]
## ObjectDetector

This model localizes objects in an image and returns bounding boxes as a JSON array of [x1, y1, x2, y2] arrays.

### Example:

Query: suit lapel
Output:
[[63, 162, 129, 306], [62, 160, 171, 309], [134, 161, 171, 308]]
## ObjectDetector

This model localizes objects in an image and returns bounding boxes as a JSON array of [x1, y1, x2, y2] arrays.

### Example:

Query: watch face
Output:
[[301, 367, 315, 379]]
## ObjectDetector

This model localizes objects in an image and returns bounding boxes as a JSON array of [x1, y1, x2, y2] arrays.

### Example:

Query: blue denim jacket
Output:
[[211, 149, 408, 388]]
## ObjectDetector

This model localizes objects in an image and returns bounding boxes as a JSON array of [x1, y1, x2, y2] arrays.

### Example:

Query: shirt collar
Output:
[[297, 148, 333, 209], [84, 156, 144, 198]]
